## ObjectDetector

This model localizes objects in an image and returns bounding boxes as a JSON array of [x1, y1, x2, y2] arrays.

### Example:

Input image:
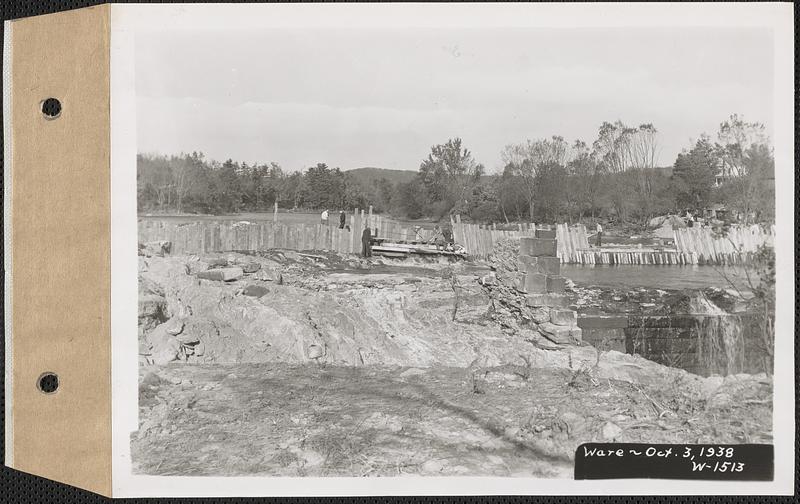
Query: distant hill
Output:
[[344, 167, 418, 187]]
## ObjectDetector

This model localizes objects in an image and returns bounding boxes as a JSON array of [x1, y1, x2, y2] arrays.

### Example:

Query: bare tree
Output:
[[500, 136, 572, 219], [567, 140, 604, 220], [717, 113, 768, 178], [592, 121, 631, 173]]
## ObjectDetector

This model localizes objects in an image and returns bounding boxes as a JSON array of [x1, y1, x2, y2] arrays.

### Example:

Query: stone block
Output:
[[526, 293, 570, 308], [580, 327, 626, 352], [570, 326, 583, 342], [546, 275, 566, 293], [538, 256, 561, 276], [538, 322, 573, 344], [549, 308, 577, 326], [514, 275, 527, 293], [517, 254, 538, 270], [627, 314, 698, 329], [524, 271, 548, 294], [577, 315, 629, 329], [196, 267, 244, 282], [535, 229, 556, 239], [521, 256, 560, 276], [520, 237, 557, 257]]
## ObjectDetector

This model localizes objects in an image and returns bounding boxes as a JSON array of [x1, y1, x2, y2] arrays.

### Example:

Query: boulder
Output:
[[139, 241, 172, 257], [530, 306, 551, 324], [165, 319, 185, 336], [479, 273, 497, 286], [185, 261, 210, 274], [147, 328, 182, 364], [307, 344, 325, 360], [207, 257, 229, 268], [422, 460, 444, 474], [196, 267, 244, 282], [255, 268, 283, 284], [241, 262, 262, 274], [601, 421, 623, 440], [151, 347, 179, 365], [176, 332, 201, 345], [138, 294, 168, 333]]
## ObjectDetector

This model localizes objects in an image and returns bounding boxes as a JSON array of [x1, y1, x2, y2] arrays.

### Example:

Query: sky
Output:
[[135, 27, 773, 173]]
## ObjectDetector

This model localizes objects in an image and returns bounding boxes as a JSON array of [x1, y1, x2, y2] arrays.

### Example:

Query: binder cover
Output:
[[5, 4, 112, 496]]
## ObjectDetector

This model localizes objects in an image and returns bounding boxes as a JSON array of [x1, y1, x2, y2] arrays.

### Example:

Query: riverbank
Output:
[[134, 245, 772, 476]]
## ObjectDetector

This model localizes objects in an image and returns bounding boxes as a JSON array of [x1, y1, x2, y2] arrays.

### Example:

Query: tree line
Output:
[[137, 114, 774, 228]]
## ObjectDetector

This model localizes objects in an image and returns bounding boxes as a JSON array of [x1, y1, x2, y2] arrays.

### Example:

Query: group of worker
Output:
[[319, 209, 449, 258], [319, 209, 373, 257], [319, 209, 348, 230]]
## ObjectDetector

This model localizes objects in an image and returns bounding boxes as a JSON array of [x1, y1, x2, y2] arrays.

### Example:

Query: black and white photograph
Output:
[[115, 3, 793, 495]]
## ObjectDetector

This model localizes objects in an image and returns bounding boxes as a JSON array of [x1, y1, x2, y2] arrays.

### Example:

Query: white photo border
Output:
[[110, 2, 795, 497]]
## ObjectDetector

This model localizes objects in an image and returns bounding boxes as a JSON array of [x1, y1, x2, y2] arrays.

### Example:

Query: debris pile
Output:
[[137, 251, 535, 368]]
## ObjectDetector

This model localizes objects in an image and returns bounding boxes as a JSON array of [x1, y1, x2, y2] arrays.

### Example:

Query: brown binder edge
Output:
[[7, 4, 112, 496]]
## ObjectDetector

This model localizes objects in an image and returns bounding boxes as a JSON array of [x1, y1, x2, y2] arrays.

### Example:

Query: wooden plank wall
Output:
[[450, 220, 773, 265], [139, 208, 443, 256], [139, 220, 359, 255], [450, 216, 537, 259], [139, 216, 774, 266], [673, 224, 774, 265]]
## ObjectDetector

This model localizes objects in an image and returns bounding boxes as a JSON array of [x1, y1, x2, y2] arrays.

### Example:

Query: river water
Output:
[[561, 264, 758, 291]]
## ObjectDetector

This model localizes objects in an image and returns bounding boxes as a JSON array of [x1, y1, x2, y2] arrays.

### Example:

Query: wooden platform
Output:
[[371, 242, 467, 258]]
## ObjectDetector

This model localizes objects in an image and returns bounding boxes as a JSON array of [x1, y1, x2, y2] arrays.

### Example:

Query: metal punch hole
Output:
[[41, 97, 62, 120], [37, 372, 59, 394]]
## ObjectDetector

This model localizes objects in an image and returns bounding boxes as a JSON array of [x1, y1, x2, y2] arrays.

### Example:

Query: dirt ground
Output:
[[132, 363, 772, 477], [133, 246, 773, 477]]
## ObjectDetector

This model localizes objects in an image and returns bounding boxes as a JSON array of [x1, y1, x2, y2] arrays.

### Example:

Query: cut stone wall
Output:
[[578, 313, 766, 376], [519, 230, 581, 344]]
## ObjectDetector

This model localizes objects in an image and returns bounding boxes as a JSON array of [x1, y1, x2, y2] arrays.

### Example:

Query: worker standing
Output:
[[596, 222, 603, 247], [361, 226, 372, 257], [339, 210, 346, 229], [432, 225, 446, 251], [320, 209, 329, 226]]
